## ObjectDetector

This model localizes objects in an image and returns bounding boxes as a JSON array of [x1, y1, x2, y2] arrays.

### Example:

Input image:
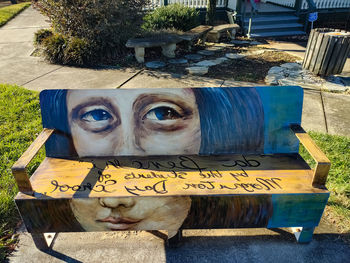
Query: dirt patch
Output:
[[118, 37, 300, 83]]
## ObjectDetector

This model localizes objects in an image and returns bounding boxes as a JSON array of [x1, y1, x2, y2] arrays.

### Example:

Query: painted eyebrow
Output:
[[70, 97, 118, 120]]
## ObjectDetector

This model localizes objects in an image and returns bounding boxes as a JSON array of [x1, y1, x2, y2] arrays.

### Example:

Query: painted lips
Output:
[[97, 216, 141, 230]]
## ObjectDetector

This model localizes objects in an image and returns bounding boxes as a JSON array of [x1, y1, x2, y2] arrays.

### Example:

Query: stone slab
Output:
[[186, 66, 208, 75], [168, 58, 188, 64], [301, 90, 327, 133], [23, 66, 140, 91], [197, 50, 215, 56], [322, 92, 350, 136], [145, 61, 166, 69], [184, 54, 203, 61]]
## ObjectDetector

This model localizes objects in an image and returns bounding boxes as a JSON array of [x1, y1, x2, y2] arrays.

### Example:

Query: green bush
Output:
[[34, 0, 149, 65], [41, 33, 66, 64], [142, 3, 200, 32], [34, 28, 53, 45], [39, 32, 93, 66]]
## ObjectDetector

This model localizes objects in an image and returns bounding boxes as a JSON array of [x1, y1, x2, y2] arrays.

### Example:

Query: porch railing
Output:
[[266, 0, 296, 8], [148, 0, 226, 9], [301, 0, 350, 9], [267, 0, 350, 9]]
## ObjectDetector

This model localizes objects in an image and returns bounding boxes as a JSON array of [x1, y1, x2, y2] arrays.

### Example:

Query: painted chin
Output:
[[96, 217, 141, 231]]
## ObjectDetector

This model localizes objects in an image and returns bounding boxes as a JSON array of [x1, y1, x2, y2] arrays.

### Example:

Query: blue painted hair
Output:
[[40, 87, 264, 157]]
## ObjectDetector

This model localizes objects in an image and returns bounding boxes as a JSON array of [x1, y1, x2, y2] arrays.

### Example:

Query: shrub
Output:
[[39, 33, 93, 66], [41, 33, 66, 64], [142, 4, 200, 32], [34, 0, 149, 64], [34, 28, 53, 45]]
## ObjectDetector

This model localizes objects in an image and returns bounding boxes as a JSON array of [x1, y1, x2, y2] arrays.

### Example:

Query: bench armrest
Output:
[[290, 124, 331, 187], [12, 128, 55, 194]]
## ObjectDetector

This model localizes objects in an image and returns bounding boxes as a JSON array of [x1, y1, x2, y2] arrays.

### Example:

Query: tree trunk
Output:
[[206, 0, 216, 26]]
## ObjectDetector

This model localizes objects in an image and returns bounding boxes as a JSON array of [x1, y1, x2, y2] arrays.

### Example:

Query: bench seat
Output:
[[19, 154, 327, 199]]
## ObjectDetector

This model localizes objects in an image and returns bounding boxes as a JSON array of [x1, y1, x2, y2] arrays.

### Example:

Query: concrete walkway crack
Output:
[[320, 91, 329, 134], [116, 69, 144, 88], [21, 66, 63, 86]]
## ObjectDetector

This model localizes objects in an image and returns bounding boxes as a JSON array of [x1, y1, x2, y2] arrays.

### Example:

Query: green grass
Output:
[[0, 84, 43, 261], [300, 131, 350, 235], [0, 2, 31, 27]]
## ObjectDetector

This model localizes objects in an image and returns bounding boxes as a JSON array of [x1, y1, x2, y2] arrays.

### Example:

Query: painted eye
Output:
[[144, 107, 182, 121], [81, 109, 112, 122]]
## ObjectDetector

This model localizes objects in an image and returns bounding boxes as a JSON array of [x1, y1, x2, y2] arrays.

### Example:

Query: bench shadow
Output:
[[164, 232, 350, 263], [40, 249, 83, 263]]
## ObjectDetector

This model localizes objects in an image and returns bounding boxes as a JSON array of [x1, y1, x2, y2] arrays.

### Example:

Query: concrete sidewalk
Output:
[[1, 6, 350, 263]]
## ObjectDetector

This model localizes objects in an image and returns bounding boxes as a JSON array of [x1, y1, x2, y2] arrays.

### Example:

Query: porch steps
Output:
[[242, 14, 306, 38]]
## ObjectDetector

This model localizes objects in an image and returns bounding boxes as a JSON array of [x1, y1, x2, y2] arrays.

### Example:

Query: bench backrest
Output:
[[40, 86, 303, 158]]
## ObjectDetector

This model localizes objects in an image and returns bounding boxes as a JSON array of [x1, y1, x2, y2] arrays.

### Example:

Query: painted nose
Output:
[[115, 132, 144, 155], [99, 197, 135, 209]]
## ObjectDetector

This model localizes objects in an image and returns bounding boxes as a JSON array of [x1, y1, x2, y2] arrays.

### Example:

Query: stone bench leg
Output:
[[200, 34, 207, 45], [292, 227, 315, 243], [229, 29, 237, 39], [208, 32, 220, 43], [134, 47, 145, 63], [161, 43, 176, 58]]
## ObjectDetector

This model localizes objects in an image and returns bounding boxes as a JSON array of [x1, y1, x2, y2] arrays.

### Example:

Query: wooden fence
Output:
[[148, 0, 226, 9]]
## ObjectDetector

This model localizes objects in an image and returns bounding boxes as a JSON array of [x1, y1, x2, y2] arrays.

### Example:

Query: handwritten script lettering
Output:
[[52, 156, 287, 196]]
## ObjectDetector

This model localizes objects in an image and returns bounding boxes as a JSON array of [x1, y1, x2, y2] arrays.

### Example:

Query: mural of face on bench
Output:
[[39, 87, 271, 234], [66, 89, 201, 156], [70, 196, 191, 236]]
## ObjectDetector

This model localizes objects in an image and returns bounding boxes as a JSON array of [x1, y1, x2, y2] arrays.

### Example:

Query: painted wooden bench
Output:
[[12, 86, 330, 251], [207, 24, 240, 42], [126, 35, 182, 63]]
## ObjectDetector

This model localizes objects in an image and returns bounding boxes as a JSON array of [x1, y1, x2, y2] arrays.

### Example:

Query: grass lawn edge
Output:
[[0, 2, 31, 27]]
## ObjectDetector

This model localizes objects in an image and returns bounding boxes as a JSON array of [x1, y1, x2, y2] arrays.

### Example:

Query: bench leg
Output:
[[201, 35, 207, 45], [166, 230, 182, 247], [31, 233, 49, 250], [229, 29, 237, 39], [31, 232, 57, 250], [292, 227, 315, 243], [134, 47, 145, 63], [161, 44, 176, 58], [208, 32, 220, 43]]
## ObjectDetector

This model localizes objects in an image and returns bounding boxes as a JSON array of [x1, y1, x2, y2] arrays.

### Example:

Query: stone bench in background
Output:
[[126, 35, 182, 63], [207, 24, 240, 43], [179, 25, 213, 50]]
